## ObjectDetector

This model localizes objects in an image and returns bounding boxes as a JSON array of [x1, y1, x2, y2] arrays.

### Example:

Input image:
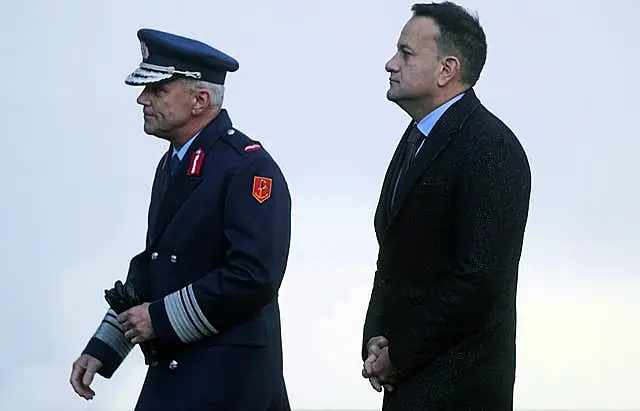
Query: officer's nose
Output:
[[137, 87, 151, 106], [386, 55, 400, 73]]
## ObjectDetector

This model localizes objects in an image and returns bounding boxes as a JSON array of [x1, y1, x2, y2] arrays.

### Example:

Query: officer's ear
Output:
[[191, 88, 211, 115]]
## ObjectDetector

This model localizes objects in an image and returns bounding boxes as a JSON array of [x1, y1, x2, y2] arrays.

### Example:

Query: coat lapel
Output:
[[148, 109, 233, 245], [147, 150, 172, 244], [374, 122, 414, 241], [384, 89, 481, 233], [150, 157, 204, 243]]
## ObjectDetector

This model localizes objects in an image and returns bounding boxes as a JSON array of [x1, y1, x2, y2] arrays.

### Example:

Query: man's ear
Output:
[[192, 89, 211, 115], [437, 56, 461, 87]]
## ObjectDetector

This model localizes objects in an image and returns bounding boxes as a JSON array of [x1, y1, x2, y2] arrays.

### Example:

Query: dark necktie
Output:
[[167, 153, 180, 177], [391, 125, 423, 207], [157, 153, 179, 202]]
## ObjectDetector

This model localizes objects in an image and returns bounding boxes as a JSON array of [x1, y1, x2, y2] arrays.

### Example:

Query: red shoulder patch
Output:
[[244, 143, 262, 152], [252, 176, 272, 203]]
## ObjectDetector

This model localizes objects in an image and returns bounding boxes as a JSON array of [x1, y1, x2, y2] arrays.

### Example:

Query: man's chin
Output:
[[142, 126, 171, 142], [142, 122, 160, 136], [386, 89, 401, 102], [142, 126, 162, 139], [142, 124, 154, 135]]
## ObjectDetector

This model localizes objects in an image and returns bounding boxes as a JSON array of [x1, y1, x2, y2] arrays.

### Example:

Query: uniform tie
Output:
[[167, 152, 180, 177]]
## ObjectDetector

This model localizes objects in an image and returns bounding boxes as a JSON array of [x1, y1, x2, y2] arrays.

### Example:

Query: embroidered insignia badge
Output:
[[186, 148, 205, 176], [252, 176, 272, 203]]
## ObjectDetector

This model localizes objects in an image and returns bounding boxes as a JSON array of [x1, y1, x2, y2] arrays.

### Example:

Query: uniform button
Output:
[[151, 252, 158, 260], [227, 129, 235, 135], [170, 255, 178, 263], [169, 360, 178, 370]]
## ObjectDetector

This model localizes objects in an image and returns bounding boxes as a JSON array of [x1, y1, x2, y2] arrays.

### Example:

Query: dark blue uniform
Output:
[[80, 29, 292, 411]]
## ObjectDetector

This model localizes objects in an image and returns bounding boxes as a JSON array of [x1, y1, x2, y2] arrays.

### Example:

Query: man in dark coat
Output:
[[361, 3, 531, 410], [69, 28, 292, 411]]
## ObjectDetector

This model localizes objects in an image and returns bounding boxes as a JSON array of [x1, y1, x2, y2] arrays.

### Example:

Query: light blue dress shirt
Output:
[[390, 92, 465, 204], [414, 92, 464, 155], [172, 131, 201, 161]]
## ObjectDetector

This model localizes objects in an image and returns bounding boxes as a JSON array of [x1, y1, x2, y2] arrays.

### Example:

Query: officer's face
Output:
[[385, 17, 443, 107], [136, 80, 195, 139]]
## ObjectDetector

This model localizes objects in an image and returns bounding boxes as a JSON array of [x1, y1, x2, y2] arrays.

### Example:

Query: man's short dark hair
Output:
[[412, 2, 487, 87]]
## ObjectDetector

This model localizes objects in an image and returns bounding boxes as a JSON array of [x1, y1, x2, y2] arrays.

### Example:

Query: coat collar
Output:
[[147, 109, 233, 245], [378, 88, 481, 238]]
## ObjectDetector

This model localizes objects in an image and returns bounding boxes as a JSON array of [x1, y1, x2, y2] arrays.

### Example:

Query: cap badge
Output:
[[140, 41, 150, 59]]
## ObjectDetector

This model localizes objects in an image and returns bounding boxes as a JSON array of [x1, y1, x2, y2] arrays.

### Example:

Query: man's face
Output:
[[136, 79, 195, 139], [385, 16, 442, 106]]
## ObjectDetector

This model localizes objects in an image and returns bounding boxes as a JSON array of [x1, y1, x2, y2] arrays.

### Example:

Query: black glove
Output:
[[104, 280, 158, 366], [104, 280, 140, 312]]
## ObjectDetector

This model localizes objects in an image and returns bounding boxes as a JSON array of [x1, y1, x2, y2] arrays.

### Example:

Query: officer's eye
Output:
[[146, 84, 166, 96]]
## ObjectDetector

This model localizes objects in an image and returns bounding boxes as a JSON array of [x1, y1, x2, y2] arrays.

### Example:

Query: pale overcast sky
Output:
[[1, 0, 639, 410]]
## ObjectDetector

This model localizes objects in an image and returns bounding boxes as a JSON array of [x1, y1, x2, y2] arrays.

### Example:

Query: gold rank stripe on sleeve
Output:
[[163, 284, 219, 343], [93, 309, 135, 359]]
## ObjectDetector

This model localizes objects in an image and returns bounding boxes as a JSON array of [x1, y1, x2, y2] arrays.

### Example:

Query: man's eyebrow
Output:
[[397, 42, 415, 52]]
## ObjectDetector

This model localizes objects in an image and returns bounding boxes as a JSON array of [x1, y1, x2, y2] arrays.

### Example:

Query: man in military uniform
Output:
[[69, 28, 292, 411]]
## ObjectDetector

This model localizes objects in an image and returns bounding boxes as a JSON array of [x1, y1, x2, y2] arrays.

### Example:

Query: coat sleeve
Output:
[[81, 250, 150, 378], [387, 136, 531, 381], [362, 270, 387, 361], [148, 155, 291, 345], [80, 154, 164, 377]]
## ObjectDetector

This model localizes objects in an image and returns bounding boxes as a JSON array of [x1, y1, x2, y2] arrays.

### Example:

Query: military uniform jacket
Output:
[[83, 109, 292, 411], [362, 89, 531, 410]]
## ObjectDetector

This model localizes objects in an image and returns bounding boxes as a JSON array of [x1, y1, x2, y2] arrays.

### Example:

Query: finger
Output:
[[371, 336, 384, 346], [70, 364, 95, 400], [131, 335, 145, 344], [69, 362, 83, 391], [369, 356, 383, 374], [124, 329, 137, 340], [368, 347, 381, 359], [120, 320, 133, 332], [115, 280, 124, 297], [125, 282, 139, 304], [82, 364, 96, 387], [365, 362, 375, 375], [117, 311, 128, 323], [364, 354, 377, 373], [370, 336, 389, 350], [365, 352, 377, 361], [368, 343, 383, 357], [369, 377, 382, 392], [362, 365, 374, 378], [82, 363, 99, 399]]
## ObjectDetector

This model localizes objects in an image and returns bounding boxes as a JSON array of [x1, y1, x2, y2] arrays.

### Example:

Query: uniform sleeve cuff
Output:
[[149, 284, 219, 345], [82, 338, 123, 379]]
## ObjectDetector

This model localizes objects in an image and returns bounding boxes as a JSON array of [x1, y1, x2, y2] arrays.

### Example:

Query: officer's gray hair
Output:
[[181, 78, 225, 109]]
